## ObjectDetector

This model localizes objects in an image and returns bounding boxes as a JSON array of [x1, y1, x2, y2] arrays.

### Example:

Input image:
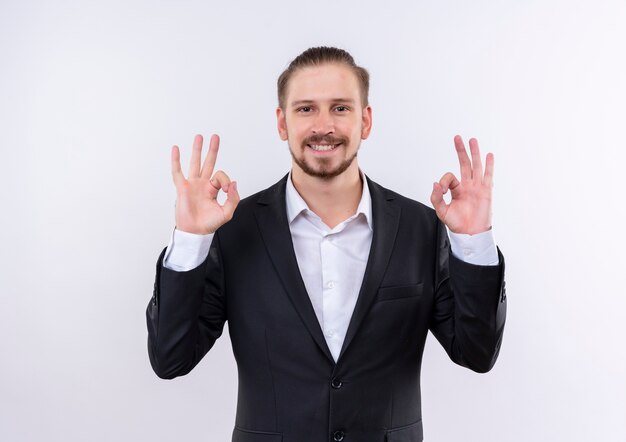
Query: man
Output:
[[147, 47, 506, 442]]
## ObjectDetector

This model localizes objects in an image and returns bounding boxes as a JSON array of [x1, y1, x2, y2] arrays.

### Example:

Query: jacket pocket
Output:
[[376, 283, 423, 302], [232, 427, 283, 442], [385, 420, 423, 442]]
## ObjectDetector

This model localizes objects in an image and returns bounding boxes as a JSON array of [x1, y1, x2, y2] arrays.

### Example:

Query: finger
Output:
[[469, 138, 483, 179], [430, 182, 448, 221], [454, 135, 472, 181], [210, 170, 232, 192], [188, 134, 203, 178], [171, 145, 185, 186], [483, 152, 495, 186], [200, 134, 220, 180], [438, 172, 460, 194], [222, 181, 241, 221]]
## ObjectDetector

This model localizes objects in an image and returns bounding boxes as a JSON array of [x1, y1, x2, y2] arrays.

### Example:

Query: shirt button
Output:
[[327, 281, 335, 289], [333, 430, 345, 441], [325, 329, 335, 338]]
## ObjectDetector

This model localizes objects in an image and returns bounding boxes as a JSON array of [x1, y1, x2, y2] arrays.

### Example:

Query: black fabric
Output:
[[147, 174, 507, 442]]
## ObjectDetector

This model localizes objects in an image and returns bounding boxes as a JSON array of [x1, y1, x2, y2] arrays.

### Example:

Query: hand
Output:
[[430, 135, 494, 235], [171, 134, 240, 235]]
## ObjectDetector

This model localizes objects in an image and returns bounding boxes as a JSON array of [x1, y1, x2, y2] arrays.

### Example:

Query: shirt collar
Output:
[[285, 170, 373, 230]]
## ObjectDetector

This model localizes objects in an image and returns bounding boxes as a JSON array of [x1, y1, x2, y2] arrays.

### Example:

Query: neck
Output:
[[291, 162, 363, 229]]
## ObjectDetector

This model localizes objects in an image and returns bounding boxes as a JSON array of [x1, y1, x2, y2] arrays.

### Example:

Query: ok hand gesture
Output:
[[430, 135, 494, 235], [171, 134, 240, 235]]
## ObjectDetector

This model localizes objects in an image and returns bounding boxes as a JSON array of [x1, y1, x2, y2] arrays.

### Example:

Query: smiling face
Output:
[[277, 63, 372, 180]]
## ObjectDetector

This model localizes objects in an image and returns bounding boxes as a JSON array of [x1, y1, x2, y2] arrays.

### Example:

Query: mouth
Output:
[[307, 143, 341, 152]]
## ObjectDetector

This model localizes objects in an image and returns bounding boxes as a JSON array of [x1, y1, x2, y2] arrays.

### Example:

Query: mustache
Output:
[[303, 135, 347, 145]]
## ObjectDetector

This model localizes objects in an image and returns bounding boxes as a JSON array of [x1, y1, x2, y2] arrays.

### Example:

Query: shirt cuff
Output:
[[163, 228, 214, 271], [447, 228, 499, 266]]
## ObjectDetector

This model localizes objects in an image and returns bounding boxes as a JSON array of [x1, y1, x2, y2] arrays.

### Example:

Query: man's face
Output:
[[277, 63, 372, 180]]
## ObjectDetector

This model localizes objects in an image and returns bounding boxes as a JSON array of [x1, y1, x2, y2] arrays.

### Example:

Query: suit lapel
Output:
[[254, 175, 335, 364], [337, 177, 401, 362]]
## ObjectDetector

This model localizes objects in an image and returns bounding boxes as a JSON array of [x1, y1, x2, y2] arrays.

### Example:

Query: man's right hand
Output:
[[171, 134, 240, 235]]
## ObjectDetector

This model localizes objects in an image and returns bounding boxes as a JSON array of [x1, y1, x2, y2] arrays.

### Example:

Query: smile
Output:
[[307, 143, 340, 152]]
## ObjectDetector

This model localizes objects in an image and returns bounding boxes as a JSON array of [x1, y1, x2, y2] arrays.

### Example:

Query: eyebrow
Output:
[[290, 98, 356, 107]]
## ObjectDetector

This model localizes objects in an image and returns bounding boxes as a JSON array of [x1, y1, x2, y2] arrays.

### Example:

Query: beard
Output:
[[288, 134, 359, 180]]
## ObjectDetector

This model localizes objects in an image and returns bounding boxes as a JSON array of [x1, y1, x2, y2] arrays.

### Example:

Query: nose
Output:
[[312, 109, 335, 135]]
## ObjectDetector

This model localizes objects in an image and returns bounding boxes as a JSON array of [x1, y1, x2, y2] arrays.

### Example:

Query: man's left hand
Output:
[[430, 135, 494, 235]]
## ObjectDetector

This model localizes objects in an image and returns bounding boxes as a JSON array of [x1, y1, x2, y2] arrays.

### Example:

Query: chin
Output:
[[299, 157, 358, 180], [289, 141, 359, 179]]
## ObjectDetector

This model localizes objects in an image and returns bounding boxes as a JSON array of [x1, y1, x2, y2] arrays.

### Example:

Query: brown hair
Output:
[[277, 46, 370, 110]]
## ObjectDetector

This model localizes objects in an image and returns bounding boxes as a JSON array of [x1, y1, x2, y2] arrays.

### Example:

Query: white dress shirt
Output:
[[163, 172, 499, 361], [284, 172, 373, 360]]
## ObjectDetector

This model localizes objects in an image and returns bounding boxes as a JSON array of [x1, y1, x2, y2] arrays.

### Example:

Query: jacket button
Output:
[[331, 378, 343, 389], [333, 430, 345, 441]]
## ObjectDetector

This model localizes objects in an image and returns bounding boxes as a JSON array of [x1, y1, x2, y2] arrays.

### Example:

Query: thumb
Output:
[[430, 182, 448, 221], [222, 181, 241, 221]]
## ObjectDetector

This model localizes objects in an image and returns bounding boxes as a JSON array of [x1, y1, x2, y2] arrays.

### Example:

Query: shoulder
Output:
[[366, 175, 445, 254], [215, 174, 288, 236], [366, 175, 438, 222], [231, 174, 288, 213]]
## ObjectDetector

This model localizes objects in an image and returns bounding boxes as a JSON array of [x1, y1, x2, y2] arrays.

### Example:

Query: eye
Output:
[[297, 106, 312, 113], [335, 106, 349, 112]]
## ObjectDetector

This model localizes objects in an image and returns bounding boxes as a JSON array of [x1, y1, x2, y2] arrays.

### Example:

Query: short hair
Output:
[[277, 46, 370, 110]]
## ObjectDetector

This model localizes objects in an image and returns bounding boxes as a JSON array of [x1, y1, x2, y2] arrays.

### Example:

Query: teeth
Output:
[[309, 144, 338, 151]]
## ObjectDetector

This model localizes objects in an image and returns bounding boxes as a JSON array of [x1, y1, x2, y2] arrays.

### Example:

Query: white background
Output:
[[1, 1, 625, 441]]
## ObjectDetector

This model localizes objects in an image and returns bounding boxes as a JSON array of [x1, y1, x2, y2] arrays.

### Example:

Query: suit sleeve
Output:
[[429, 220, 507, 373], [146, 232, 227, 379]]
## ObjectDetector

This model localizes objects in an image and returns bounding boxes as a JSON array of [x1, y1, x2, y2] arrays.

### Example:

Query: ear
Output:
[[361, 105, 372, 140], [276, 107, 288, 141]]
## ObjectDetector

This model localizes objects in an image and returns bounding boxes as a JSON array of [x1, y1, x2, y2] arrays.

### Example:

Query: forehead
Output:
[[286, 63, 361, 105]]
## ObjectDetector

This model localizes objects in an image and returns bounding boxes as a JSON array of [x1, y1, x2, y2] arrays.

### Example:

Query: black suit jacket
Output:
[[147, 174, 506, 442]]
